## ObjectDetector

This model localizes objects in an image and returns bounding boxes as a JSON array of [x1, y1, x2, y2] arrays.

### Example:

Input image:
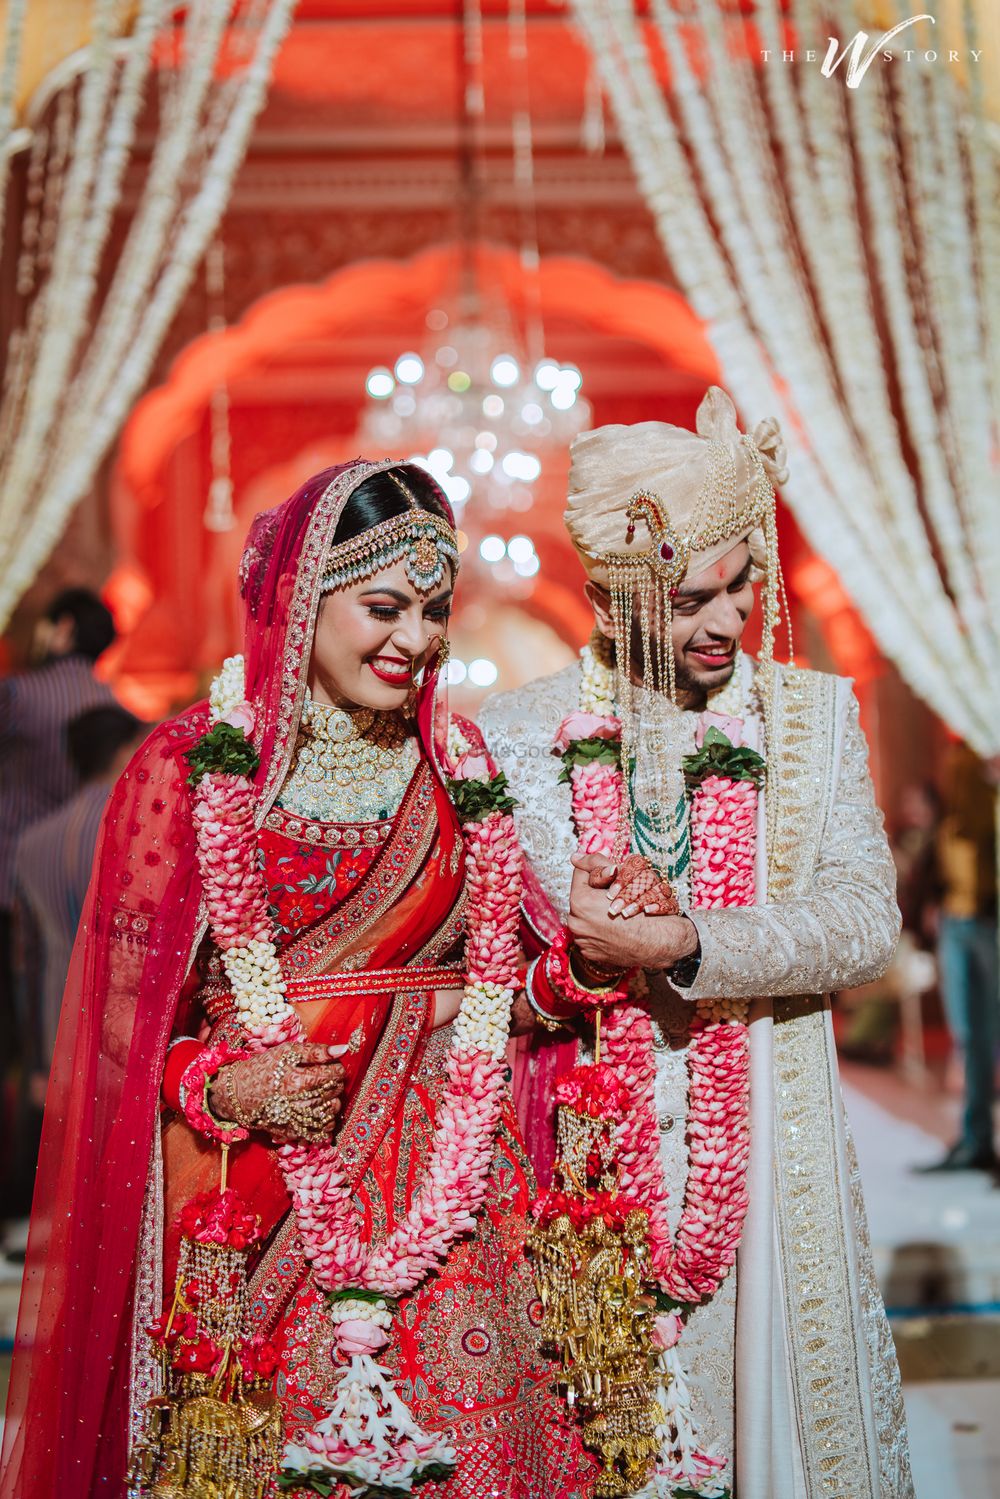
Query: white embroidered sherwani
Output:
[[478, 656, 913, 1499]]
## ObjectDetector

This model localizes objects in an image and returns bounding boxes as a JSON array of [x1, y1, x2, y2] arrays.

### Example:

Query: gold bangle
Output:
[[525, 957, 568, 1033], [568, 947, 627, 995]]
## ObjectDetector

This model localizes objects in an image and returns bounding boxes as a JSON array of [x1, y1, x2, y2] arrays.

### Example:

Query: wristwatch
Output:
[[667, 936, 702, 990]]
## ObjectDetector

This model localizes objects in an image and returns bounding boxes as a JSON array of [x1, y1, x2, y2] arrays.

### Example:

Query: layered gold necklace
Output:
[[279, 692, 417, 824]]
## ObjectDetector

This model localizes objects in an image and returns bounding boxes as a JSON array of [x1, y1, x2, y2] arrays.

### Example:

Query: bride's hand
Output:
[[208, 1041, 347, 1144]]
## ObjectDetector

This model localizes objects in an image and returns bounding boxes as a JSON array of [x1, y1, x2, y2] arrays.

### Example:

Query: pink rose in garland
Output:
[[334, 1320, 391, 1357], [695, 710, 744, 748], [450, 750, 492, 782], [553, 709, 624, 858], [552, 710, 621, 754]]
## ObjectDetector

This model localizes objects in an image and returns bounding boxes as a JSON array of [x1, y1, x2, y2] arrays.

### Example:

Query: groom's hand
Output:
[[568, 858, 699, 973]]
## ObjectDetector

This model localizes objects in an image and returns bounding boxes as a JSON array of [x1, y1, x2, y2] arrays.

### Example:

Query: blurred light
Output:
[[366, 367, 395, 399], [482, 394, 505, 418], [448, 371, 472, 393], [445, 658, 468, 685], [395, 353, 424, 384], [426, 309, 449, 331], [442, 475, 471, 505], [502, 450, 542, 482], [521, 402, 544, 425], [455, 529, 470, 553], [534, 360, 560, 391], [427, 447, 454, 473], [474, 430, 498, 451], [559, 364, 583, 392], [506, 534, 535, 564], [491, 355, 520, 387], [514, 554, 540, 577], [468, 658, 499, 687], [393, 391, 416, 416], [470, 449, 494, 474], [480, 535, 506, 563], [550, 385, 577, 411], [435, 345, 459, 368]]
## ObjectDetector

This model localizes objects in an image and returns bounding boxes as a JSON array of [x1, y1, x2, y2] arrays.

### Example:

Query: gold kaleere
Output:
[[129, 1148, 283, 1499], [527, 1031, 661, 1498]]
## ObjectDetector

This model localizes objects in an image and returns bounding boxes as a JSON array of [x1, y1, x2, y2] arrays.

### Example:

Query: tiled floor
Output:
[[843, 1074, 1000, 1311], [843, 1071, 1000, 1496]]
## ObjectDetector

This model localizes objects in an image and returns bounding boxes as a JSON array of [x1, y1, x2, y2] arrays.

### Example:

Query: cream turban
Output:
[[565, 386, 788, 589]]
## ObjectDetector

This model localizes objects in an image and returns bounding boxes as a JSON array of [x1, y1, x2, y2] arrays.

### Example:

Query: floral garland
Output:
[[553, 642, 761, 1498], [183, 657, 522, 1497]]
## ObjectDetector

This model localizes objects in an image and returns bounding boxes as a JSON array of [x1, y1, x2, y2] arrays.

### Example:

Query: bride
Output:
[[0, 460, 591, 1499]]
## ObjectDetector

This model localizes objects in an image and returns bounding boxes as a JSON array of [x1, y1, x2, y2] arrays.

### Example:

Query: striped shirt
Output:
[[0, 654, 116, 907], [13, 781, 110, 1072]]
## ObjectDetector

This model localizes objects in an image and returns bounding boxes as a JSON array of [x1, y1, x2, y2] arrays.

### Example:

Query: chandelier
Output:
[[359, 317, 590, 517], [358, 0, 590, 521]]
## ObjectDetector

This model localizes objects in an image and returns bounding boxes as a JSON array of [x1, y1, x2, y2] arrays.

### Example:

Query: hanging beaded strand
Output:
[[600, 435, 784, 880]]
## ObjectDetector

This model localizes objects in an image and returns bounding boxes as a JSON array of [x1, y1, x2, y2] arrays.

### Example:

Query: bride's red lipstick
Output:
[[367, 655, 412, 686]]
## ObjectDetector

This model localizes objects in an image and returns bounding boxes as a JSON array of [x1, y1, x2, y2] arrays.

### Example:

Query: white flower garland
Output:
[[568, 0, 1000, 760], [0, 0, 298, 630]]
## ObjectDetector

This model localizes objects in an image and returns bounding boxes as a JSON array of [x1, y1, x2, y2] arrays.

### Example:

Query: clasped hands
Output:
[[209, 1041, 347, 1145], [567, 852, 700, 975]]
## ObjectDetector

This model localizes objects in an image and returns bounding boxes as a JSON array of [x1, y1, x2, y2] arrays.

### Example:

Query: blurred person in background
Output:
[[840, 782, 942, 1066], [917, 744, 998, 1173], [0, 588, 118, 1217], [4, 706, 145, 1239], [894, 782, 943, 943]]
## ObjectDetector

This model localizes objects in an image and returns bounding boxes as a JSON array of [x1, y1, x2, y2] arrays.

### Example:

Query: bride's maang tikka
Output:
[[322, 470, 459, 595]]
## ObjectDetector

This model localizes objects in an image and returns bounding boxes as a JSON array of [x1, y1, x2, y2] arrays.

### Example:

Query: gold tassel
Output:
[[129, 1151, 283, 1498], [527, 1072, 661, 1497]]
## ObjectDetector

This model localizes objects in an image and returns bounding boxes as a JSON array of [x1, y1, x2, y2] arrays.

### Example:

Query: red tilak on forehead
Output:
[[717, 563, 727, 579]]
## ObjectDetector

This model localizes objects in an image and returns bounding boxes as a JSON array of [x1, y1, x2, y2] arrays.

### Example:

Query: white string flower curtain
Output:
[[571, 0, 1000, 757], [0, 0, 297, 630]]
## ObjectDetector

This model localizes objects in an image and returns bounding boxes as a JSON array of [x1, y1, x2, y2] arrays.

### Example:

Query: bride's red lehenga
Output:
[[0, 460, 591, 1499], [247, 795, 571, 1495]]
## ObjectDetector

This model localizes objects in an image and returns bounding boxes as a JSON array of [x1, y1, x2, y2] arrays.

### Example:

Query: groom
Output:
[[479, 388, 913, 1499]]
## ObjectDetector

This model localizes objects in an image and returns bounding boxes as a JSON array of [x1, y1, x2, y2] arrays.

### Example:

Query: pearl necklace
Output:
[[279, 694, 417, 824]]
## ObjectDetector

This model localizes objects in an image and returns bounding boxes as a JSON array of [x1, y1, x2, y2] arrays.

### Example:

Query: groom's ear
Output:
[[584, 581, 616, 640]]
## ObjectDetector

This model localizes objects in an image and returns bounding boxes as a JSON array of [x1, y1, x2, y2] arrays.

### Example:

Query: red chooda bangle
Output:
[[542, 933, 634, 1013], [179, 1042, 253, 1144]]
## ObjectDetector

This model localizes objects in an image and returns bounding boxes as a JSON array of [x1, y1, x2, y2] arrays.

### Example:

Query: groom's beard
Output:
[[670, 653, 736, 710], [626, 616, 737, 710]]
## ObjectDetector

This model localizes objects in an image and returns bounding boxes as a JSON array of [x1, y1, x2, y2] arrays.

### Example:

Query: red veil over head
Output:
[[0, 460, 455, 1498]]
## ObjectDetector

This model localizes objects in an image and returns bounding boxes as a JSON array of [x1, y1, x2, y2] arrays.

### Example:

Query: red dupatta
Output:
[[0, 460, 457, 1498]]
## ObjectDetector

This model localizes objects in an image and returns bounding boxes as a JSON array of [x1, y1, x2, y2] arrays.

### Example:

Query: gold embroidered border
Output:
[[127, 1127, 165, 1478], [769, 667, 879, 1498]]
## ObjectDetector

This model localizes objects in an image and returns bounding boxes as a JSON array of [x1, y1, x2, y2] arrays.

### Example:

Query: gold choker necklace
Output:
[[279, 695, 417, 823]]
